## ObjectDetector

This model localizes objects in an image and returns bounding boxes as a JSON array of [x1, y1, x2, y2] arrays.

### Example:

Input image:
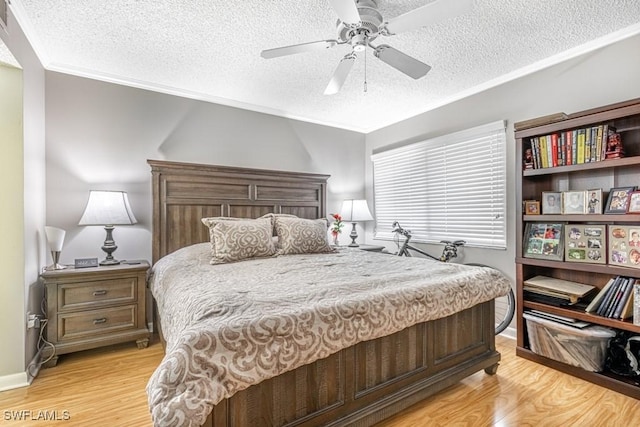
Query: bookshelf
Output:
[[515, 98, 640, 399]]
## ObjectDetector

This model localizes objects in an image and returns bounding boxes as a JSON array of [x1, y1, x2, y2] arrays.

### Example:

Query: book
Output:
[[595, 125, 603, 162], [576, 129, 586, 164], [572, 130, 578, 164], [524, 275, 595, 304], [606, 277, 630, 318], [527, 310, 591, 328], [565, 131, 572, 165], [585, 278, 615, 313], [613, 278, 635, 319], [596, 276, 623, 317], [634, 282, 640, 326], [619, 279, 637, 320], [584, 127, 591, 163], [539, 135, 548, 168], [551, 133, 559, 167]]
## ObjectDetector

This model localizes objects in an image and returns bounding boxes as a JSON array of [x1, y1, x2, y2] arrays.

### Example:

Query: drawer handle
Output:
[[93, 290, 107, 296], [93, 318, 107, 325]]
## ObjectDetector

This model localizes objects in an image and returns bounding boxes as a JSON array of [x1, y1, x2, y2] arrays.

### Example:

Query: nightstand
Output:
[[356, 244, 386, 252], [40, 261, 151, 367]]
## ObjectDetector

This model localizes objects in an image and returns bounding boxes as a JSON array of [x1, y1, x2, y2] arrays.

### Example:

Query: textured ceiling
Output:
[[10, 0, 640, 132]]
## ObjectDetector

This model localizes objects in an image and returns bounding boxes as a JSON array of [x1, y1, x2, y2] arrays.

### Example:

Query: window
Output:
[[372, 120, 507, 249]]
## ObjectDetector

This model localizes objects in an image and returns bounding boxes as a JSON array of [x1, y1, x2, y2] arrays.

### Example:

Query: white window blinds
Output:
[[372, 120, 507, 249]]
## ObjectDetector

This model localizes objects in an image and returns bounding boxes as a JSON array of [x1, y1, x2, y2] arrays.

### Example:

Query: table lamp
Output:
[[340, 199, 374, 247], [44, 226, 66, 270], [78, 190, 137, 266]]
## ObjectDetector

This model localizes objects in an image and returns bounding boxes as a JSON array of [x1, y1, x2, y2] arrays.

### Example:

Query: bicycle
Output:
[[392, 221, 515, 335]]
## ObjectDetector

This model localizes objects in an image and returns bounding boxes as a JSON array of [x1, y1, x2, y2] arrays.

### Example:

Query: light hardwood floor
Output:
[[1, 336, 639, 426]]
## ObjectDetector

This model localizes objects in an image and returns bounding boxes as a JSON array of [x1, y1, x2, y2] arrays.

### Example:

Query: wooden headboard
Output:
[[148, 160, 330, 263]]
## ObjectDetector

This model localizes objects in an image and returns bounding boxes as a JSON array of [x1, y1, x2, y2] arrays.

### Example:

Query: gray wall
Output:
[[364, 33, 640, 321], [45, 72, 367, 264]]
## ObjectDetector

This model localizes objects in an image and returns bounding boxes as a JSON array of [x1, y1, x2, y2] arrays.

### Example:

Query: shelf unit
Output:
[[515, 98, 640, 399]]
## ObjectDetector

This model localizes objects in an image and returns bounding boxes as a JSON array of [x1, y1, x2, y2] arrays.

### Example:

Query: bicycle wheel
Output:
[[465, 263, 515, 335]]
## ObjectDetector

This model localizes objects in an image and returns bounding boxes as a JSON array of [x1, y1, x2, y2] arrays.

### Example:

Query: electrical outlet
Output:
[[27, 313, 41, 329]]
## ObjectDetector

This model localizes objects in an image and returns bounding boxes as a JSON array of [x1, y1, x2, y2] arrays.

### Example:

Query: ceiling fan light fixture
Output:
[[351, 31, 368, 52]]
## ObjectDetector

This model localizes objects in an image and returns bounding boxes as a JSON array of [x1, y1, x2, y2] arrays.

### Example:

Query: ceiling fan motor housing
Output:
[[336, 0, 383, 46]]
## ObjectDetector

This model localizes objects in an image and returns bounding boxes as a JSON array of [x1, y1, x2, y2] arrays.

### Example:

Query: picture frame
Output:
[[524, 200, 540, 215], [523, 223, 564, 261], [562, 190, 586, 214], [605, 186, 636, 214], [627, 191, 640, 214], [541, 192, 562, 214], [609, 225, 640, 269], [585, 189, 603, 214], [564, 224, 606, 264]]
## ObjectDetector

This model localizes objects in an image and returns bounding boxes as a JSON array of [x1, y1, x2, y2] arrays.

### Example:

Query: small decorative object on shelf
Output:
[[604, 128, 624, 159], [523, 147, 534, 170], [330, 213, 344, 246], [564, 224, 605, 264], [562, 190, 587, 214], [523, 223, 564, 261], [604, 187, 636, 214], [587, 189, 603, 214], [541, 192, 562, 214], [524, 200, 540, 215]]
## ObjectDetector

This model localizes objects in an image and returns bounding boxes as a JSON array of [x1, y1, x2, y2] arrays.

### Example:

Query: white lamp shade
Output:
[[340, 199, 374, 222], [44, 226, 66, 251], [78, 191, 138, 226]]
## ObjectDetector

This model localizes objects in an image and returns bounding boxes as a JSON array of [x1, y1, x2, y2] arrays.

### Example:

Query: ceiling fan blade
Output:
[[328, 0, 361, 25], [385, 0, 473, 35], [374, 45, 431, 79], [261, 40, 338, 59], [324, 53, 356, 95]]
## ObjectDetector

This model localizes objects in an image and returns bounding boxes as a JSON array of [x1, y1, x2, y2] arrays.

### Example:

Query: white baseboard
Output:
[[498, 326, 517, 341], [0, 372, 29, 392]]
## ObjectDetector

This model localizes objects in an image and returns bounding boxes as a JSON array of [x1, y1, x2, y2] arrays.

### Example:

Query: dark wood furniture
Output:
[[40, 261, 150, 367], [148, 159, 501, 427], [515, 98, 640, 399]]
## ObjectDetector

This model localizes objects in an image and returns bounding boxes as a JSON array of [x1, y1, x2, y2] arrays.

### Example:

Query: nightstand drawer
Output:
[[58, 305, 137, 341], [58, 278, 137, 311]]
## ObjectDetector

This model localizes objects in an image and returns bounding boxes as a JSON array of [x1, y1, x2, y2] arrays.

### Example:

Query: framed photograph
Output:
[[523, 223, 564, 261], [524, 200, 540, 215], [609, 225, 640, 269], [564, 224, 606, 264], [627, 191, 640, 214], [605, 186, 636, 214], [562, 191, 586, 214], [542, 192, 562, 214], [586, 189, 603, 214]]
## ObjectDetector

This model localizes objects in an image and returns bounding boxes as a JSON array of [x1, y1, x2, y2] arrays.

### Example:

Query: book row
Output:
[[585, 276, 639, 322], [522, 124, 622, 170], [523, 223, 640, 269]]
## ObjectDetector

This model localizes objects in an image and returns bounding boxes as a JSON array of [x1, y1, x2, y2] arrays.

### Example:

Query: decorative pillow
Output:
[[201, 217, 246, 255], [259, 213, 297, 236], [210, 217, 276, 264], [274, 216, 334, 255]]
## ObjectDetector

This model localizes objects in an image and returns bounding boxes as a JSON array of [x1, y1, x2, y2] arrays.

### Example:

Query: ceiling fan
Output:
[[260, 0, 473, 95]]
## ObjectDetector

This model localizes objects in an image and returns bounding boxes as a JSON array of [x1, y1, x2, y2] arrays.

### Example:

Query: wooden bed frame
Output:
[[148, 159, 500, 427]]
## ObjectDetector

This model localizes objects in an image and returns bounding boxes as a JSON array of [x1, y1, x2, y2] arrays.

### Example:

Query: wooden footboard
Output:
[[201, 301, 499, 427]]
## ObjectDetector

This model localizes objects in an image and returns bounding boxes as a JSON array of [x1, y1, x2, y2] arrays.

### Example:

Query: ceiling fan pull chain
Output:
[[364, 48, 368, 93]]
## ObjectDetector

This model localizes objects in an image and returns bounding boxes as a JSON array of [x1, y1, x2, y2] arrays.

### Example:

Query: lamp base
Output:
[[348, 222, 359, 247], [45, 251, 67, 270], [100, 225, 121, 266]]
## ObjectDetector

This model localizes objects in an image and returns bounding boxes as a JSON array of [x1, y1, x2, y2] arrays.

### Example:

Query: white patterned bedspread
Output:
[[146, 243, 511, 426]]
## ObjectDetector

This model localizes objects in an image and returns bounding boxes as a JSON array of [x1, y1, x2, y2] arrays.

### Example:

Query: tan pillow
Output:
[[210, 217, 276, 264], [201, 217, 244, 256], [259, 213, 297, 236], [274, 216, 334, 255]]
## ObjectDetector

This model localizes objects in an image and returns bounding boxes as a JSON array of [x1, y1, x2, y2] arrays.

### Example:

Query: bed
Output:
[[146, 159, 511, 427]]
